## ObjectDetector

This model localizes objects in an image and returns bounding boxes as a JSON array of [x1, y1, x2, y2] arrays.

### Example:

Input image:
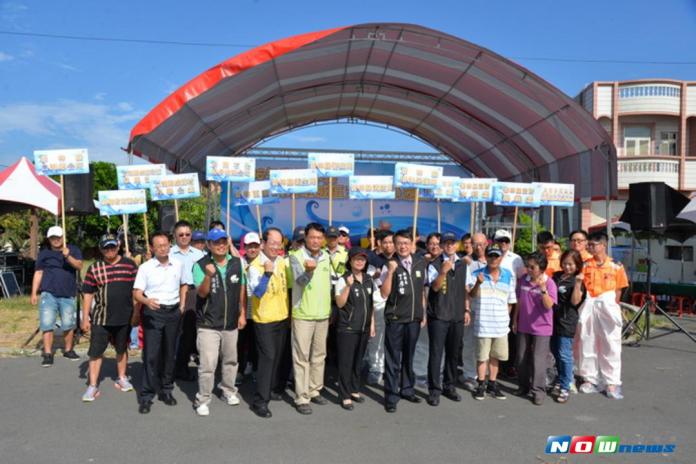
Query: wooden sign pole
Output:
[[412, 188, 420, 243], [60, 175, 67, 251], [328, 177, 333, 226], [255, 204, 262, 236], [511, 206, 519, 252], [225, 181, 231, 234], [292, 193, 296, 232], [122, 214, 130, 255], [143, 213, 150, 256], [174, 199, 180, 222], [470, 203, 476, 233], [369, 199, 375, 250], [550, 206, 555, 236], [436, 198, 442, 233]]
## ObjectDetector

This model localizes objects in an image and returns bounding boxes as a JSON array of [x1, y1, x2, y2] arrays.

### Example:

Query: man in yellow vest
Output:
[[247, 227, 291, 418]]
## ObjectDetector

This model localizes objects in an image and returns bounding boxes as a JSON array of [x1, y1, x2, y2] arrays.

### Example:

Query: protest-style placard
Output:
[[116, 164, 166, 190], [307, 152, 355, 178], [348, 176, 396, 200], [393, 162, 443, 189], [206, 156, 256, 183], [492, 182, 542, 208], [33, 148, 89, 176], [98, 189, 148, 216], [149, 173, 200, 201]]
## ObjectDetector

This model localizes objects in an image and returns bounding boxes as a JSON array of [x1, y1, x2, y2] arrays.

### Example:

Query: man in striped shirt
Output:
[[81, 234, 139, 402], [466, 244, 517, 401]]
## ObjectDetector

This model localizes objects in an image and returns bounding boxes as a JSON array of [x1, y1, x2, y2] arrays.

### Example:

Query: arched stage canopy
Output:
[[128, 23, 616, 200]]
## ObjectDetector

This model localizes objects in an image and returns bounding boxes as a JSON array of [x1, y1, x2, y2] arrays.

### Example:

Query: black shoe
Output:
[[443, 389, 462, 402], [351, 394, 365, 404], [252, 405, 272, 418], [487, 383, 507, 400], [384, 403, 397, 413], [270, 391, 283, 401], [310, 395, 328, 405], [41, 353, 53, 368], [401, 394, 422, 404], [474, 383, 486, 400], [139, 401, 152, 414], [63, 350, 80, 361], [426, 395, 440, 406], [341, 401, 354, 411], [158, 393, 178, 406], [296, 404, 312, 415]]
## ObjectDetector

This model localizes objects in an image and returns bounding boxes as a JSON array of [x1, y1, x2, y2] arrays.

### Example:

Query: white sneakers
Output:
[[195, 403, 210, 416], [196, 393, 240, 417], [224, 392, 241, 406]]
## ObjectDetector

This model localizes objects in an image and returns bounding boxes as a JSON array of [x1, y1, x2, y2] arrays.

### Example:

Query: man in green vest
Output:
[[288, 222, 332, 415]]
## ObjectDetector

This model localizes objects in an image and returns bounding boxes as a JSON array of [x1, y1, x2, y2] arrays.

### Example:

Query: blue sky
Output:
[[0, 0, 695, 168]]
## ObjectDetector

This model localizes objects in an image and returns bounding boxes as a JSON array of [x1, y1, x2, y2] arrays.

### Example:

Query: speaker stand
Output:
[[622, 238, 696, 345]]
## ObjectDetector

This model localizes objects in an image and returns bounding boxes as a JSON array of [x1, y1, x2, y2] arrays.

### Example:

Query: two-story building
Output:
[[575, 79, 696, 283]]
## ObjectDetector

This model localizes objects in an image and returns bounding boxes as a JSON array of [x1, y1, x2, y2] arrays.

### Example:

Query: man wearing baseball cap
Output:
[[237, 232, 262, 386], [191, 231, 207, 252], [337, 226, 352, 250], [467, 244, 517, 401], [493, 229, 525, 279], [80, 234, 139, 401], [31, 226, 83, 367], [324, 226, 348, 367], [290, 226, 305, 251], [191, 228, 246, 416]]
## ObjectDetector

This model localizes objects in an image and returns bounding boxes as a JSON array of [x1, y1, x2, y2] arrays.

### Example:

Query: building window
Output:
[[618, 85, 681, 99], [665, 246, 693, 262], [624, 126, 651, 156], [659, 132, 678, 156]]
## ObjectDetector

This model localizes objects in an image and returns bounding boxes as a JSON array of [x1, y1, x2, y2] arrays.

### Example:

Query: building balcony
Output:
[[617, 154, 696, 191]]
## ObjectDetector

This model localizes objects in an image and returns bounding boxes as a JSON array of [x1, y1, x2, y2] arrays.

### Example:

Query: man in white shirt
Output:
[[133, 232, 190, 414], [170, 220, 206, 381], [493, 229, 526, 279]]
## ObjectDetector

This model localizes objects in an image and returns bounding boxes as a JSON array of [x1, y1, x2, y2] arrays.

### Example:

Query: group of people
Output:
[[30, 218, 628, 418]]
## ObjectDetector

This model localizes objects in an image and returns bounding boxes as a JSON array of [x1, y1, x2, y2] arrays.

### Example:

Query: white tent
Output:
[[0, 157, 61, 215]]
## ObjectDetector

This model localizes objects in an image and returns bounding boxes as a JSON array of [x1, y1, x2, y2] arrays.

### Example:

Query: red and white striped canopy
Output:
[[0, 157, 61, 214], [128, 23, 615, 200]]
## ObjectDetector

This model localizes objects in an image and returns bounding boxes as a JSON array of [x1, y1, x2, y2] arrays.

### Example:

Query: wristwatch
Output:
[[541, 289, 548, 295]]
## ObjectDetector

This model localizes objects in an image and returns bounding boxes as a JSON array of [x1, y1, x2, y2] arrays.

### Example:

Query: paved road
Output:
[[1, 328, 695, 464]]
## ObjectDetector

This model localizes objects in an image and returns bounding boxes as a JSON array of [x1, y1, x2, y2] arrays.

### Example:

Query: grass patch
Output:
[[0, 296, 40, 350]]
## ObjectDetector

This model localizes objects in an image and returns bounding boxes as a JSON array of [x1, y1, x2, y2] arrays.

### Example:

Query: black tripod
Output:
[[622, 238, 696, 344]]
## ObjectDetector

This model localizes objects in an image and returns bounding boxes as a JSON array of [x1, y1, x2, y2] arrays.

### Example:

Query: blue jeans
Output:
[[551, 335, 574, 391], [39, 292, 76, 332]]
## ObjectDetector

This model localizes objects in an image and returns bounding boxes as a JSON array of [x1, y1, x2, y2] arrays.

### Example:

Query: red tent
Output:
[[0, 157, 61, 215]]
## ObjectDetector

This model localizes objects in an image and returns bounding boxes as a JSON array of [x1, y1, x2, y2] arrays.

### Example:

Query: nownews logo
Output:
[[545, 436, 677, 455]]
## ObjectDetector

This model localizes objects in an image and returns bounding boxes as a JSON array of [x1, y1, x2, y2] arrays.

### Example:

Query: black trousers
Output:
[[174, 308, 197, 376], [427, 319, 464, 396], [253, 319, 289, 408], [336, 330, 369, 401], [384, 320, 421, 406], [140, 307, 180, 403], [238, 319, 258, 375]]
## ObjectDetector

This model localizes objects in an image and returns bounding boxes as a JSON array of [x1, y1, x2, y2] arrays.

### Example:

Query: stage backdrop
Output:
[[220, 159, 472, 241]]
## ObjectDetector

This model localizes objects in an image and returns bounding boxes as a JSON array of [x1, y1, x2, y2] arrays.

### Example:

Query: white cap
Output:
[[338, 226, 350, 235], [47, 226, 63, 238], [243, 232, 261, 245], [493, 229, 512, 241]]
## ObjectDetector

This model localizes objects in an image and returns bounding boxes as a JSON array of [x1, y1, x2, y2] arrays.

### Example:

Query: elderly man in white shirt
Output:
[[133, 232, 190, 414]]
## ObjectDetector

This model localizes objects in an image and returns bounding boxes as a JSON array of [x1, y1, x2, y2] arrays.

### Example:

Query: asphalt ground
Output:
[[0, 325, 694, 464]]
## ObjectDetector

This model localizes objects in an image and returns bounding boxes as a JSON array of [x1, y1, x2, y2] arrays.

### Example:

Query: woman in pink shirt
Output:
[[512, 251, 557, 405]]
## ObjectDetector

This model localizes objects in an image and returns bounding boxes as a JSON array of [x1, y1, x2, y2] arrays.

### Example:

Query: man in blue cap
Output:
[[191, 231, 207, 252], [191, 228, 246, 416]]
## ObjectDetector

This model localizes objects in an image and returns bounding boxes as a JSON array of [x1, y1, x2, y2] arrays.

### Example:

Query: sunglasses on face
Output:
[[177, 233, 191, 237], [495, 239, 510, 244]]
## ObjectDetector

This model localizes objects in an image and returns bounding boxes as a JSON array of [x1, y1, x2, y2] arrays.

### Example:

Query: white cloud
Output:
[[0, 51, 13, 62], [94, 92, 107, 101], [0, 99, 144, 163]]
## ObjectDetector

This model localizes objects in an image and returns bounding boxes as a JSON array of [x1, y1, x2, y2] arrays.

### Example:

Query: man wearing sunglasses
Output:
[[170, 220, 205, 382]]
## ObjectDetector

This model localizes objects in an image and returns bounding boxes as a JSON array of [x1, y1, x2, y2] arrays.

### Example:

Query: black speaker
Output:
[[64, 168, 98, 215], [157, 204, 176, 235], [619, 182, 689, 233]]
